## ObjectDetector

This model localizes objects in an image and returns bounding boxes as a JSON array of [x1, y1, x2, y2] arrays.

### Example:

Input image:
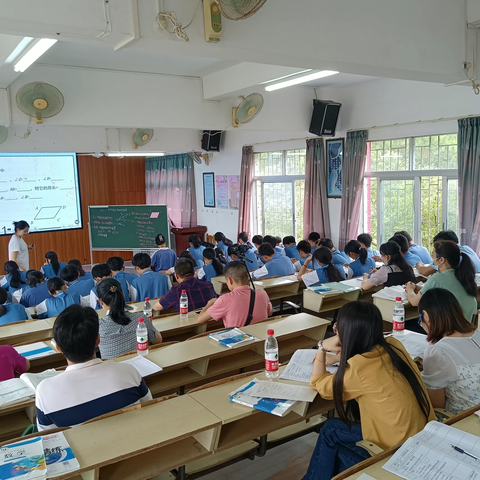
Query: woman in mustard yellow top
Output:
[[303, 302, 435, 480]]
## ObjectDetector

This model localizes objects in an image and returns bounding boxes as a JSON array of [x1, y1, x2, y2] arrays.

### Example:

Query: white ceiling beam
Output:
[[202, 63, 306, 100]]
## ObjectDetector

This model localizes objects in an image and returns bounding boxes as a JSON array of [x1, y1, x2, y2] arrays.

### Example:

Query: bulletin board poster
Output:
[[203, 172, 215, 207], [215, 175, 228, 209], [228, 175, 240, 210]]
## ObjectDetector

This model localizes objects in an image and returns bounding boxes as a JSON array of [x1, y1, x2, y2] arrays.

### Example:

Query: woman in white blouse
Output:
[[418, 288, 480, 414]]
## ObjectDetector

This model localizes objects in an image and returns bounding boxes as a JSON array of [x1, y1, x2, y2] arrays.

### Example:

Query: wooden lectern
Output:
[[171, 226, 208, 255]]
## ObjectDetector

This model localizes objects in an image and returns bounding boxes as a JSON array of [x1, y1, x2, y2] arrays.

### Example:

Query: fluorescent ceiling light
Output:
[[264, 70, 339, 92], [14, 38, 57, 72], [5, 37, 34, 64], [105, 152, 165, 157], [260, 69, 312, 85]]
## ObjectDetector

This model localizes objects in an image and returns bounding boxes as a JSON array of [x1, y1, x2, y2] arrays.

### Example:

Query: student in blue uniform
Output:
[[20, 271, 50, 308], [308, 232, 321, 254], [68, 259, 94, 282], [36, 277, 81, 319], [357, 233, 381, 259], [198, 248, 224, 282], [282, 236, 302, 262], [237, 232, 260, 269], [252, 235, 264, 266], [275, 237, 285, 254], [0, 288, 29, 325], [293, 241, 315, 271], [130, 253, 170, 302], [344, 240, 376, 278], [90, 263, 112, 309], [151, 234, 177, 273], [1, 261, 27, 297], [252, 243, 295, 280], [395, 230, 432, 264], [60, 264, 95, 303], [298, 247, 345, 287], [389, 234, 422, 266], [214, 232, 233, 259], [263, 235, 285, 256], [188, 235, 206, 266], [228, 244, 259, 271], [319, 238, 350, 276], [41, 251, 67, 280], [106, 256, 138, 302]]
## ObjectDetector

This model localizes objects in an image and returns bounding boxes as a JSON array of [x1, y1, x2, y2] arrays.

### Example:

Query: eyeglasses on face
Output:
[[418, 313, 424, 325]]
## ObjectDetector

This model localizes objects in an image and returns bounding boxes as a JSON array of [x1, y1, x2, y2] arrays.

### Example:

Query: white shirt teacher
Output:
[[8, 220, 33, 271]]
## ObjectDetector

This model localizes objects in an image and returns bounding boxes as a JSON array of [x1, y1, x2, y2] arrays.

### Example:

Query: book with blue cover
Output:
[[0, 436, 47, 480], [42, 432, 80, 478], [208, 328, 256, 348], [228, 378, 298, 417]]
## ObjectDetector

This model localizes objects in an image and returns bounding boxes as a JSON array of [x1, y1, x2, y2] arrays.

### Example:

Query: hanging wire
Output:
[[157, 0, 202, 42]]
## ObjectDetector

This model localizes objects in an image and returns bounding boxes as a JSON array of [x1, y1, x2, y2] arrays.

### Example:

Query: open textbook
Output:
[[0, 370, 62, 407], [372, 285, 407, 301], [383, 421, 480, 480], [14, 342, 57, 361], [280, 349, 338, 383], [394, 331, 429, 360]]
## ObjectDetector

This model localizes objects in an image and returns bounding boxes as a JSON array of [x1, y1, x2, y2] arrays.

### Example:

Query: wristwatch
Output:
[[317, 341, 327, 353]]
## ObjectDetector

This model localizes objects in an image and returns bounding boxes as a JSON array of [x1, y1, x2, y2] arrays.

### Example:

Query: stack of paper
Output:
[[372, 285, 407, 301], [280, 349, 338, 383], [120, 355, 163, 377], [208, 328, 256, 348], [246, 381, 317, 402], [0, 378, 36, 407], [394, 331, 428, 360], [21, 369, 63, 391], [383, 421, 480, 479], [15, 342, 57, 360]]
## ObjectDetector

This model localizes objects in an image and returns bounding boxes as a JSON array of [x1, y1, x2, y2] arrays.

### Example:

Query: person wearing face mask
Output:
[[405, 240, 477, 322], [361, 241, 416, 291]]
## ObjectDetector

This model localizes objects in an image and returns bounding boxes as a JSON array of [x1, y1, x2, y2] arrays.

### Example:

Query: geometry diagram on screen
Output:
[[34, 206, 62, 220]]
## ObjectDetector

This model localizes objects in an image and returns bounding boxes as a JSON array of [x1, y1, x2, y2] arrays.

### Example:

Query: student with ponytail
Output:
[[214, 232, 233, 259], [362, 241, 415, 291], [151, 233, 177, 272], [1, 261, 27, 296], [188, 235, 206, 266], [20, 271, 50, 308], [36, 277, 81, 319], [68, 259, 93, 282], [41, 251, 67, 279], [198, 248, 224, 282], [406, 240, 477, 322], [0, 288, 29, 325], [97, 278, 162, 359], [303, 302, 434, 479], [344, 240, 375, 278], [297, 246, 345, 287]]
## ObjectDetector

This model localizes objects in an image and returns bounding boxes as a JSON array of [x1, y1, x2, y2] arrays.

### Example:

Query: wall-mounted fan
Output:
[[188, 151, 211, 166], [216, 0, 267, 20], [232, 93, 264, 127], [0, 126, 7, 145], [133, 128, 154, 149], [16, 82, 64, 124]]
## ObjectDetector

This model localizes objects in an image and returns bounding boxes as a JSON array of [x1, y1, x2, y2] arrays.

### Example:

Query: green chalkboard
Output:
[[89, 205, 169, 250]]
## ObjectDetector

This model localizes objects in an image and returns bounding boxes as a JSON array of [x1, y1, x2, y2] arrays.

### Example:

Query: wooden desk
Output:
[[303, 287, 361, 315], [0, 320, 53, 346], [211, 276, 229, 296], [152, 310, 208, 341], [373, 296, 418, 324], [253, 276, 302, 307], [334, 406, 480, 480]]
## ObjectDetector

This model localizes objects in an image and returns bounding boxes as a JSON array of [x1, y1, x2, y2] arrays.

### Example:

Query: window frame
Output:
[[252, 149, 306, 238], [364, 135, 458, 247]]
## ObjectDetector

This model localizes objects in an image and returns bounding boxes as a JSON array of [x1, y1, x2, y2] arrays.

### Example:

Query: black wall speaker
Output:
[[201, 130, 222, 151], [309, 100, 341, 137]]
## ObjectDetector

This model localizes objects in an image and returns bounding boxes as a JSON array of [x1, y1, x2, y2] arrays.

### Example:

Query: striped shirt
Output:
[[159, 277, 216, 312], [36, 358, 152, 431]]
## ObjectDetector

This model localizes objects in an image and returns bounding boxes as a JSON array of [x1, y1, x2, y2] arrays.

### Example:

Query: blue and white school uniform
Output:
[[332, 250, 351, 265], [37, 291, 81, 319], [294, 257, 315, 272], [284, 245, 302, 262], [90, 286, 101, 310], [347, 257, 376, 279], [275, 246, 286, 255], [113, 271, 137, 302], [41, 262, 68, 280], [366, 247, 380, 258], [188, 245, 206, 265], [460, 245, 480, 273], [12, 284, 31, 304], [151, 248, 177, 272], [197, 262, 220, 283], [244, 247, 260, 271], [0, 302, 30, 326], [68, 279, 95, 306], [79, 271, 94, 282], [1, 271, 28, 297], [403, 251, 422, 266], [130, 270, 170, 302], [409, 244, 432, 264], [20, 283, 50, 308], [216, 242, 229, 259], [253, 254, 295, 280], [301, 265, 336, 287]]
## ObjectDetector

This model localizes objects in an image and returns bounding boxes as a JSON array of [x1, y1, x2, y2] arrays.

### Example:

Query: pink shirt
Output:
[[0, 345, 28, 381], [208, 285, 273, 328]]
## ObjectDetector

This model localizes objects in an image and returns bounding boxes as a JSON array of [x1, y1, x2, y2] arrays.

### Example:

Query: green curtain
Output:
[[458, 117, 480, 252], [145, 154, 197, 228]]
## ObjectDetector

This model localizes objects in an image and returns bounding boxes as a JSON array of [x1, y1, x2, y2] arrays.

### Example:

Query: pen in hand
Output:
[[450, 444, 480, 461]]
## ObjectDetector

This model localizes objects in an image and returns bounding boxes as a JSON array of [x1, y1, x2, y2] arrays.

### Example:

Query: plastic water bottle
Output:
[[393, 297, 405, 336], [265, 329, 279, 379], [136, 318, 149, 356], [180, 290, 188, 319], [143, 297, 152, 321]]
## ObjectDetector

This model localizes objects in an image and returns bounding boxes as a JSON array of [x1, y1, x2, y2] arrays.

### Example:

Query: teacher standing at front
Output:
[[9, 220, 34, 271]]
